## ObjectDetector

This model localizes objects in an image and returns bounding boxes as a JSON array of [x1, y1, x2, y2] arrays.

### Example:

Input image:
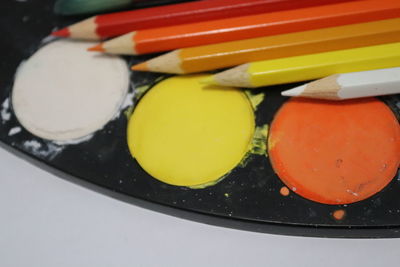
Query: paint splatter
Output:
[[245, 91, 264, 110], [23, 140, 63, 160], [23, 140, 41, 150], [121, 91, 135, 110], [1, 98, 11, 123], [333, 209, 346, 220], [133, 84, 153, 101], [249, 124, 269, 156], [8, 127, 21, 136], [238, 124, 269, 168], [280, 186, 290, 196]]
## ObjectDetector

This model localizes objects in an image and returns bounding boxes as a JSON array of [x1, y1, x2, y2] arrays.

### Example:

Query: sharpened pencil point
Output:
[[131, 62, 149, 72], [88, 44, 105, 52], [200, 76, 216, 86], [51, 28, 70, 38], [281, 85, 305, 97]]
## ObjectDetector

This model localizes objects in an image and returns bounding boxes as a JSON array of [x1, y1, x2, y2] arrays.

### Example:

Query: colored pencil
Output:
[[132, 18, 400, 74], [54, 0, 193, 16], [281, 68, 400, 100], [88, 0, 400, 55], [201, 42, 400, 88], [51, 0, 345, 40]]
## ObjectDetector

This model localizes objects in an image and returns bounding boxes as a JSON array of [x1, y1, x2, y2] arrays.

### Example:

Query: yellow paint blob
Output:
[[127, 75, 255, 187]]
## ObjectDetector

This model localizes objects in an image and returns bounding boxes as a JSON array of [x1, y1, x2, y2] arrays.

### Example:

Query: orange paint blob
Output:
[[333, 209, 346, 220], [268, 98, 400, 204], [280, 186, 290, 196]]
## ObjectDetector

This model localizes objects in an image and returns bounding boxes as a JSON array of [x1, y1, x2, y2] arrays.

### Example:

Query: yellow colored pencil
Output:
[[202, 42, 400, 88]]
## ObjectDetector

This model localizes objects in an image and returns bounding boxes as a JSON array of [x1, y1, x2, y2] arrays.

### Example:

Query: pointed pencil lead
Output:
[[87, 44, 105, 52], [131, 62, 149, 71], [51, 28, 70, 38]]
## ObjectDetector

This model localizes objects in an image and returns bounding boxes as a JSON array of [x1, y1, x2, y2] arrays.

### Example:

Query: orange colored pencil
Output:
[[132, 18, 400, 74], [89, 0, 400, 55]]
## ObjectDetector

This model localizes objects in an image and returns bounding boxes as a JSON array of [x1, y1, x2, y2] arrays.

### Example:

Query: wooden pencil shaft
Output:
[[98, 0, 400, 55], [336, 68, 400, 99], [58, 0, 345, 39], [282, 68, 400, 100], [145, 18, 400, 74], [250, 43, 400, 87], [213, 42, 400, 88]]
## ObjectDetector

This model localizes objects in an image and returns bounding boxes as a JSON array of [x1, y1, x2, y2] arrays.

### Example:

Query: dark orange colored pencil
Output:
[[132, 18, 400, 74], [89, 0, 400, 55]]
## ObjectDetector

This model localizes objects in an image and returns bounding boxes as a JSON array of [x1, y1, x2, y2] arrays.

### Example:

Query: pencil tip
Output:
[[51, 27, 70, 38], [131, 62, 149, 71], [280, 90, 293, 97], [281, 85, 305, 97], [200, 76, 215, 86], [88, 43, 105, 52]]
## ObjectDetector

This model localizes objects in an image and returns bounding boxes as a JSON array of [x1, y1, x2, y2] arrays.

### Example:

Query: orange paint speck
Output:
[[333, 209, 346, 220], [280, 186, 290, 196], [268, 98, 400, 205]]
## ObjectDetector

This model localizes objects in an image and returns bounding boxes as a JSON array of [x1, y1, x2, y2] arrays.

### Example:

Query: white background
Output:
[[1, 147, 400, 267]]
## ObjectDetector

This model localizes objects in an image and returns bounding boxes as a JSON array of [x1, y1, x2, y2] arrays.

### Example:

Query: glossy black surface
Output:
[[1, 0, 400, 238]]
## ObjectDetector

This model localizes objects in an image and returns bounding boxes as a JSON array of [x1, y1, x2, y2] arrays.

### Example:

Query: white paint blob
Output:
[[8, 127, 21, 136], [1, 98, 11, 123], [12, 40, 129, 141], [23, 140, 63, 160]]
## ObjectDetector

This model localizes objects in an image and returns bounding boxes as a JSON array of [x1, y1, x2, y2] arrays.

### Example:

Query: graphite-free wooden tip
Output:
[[87, 44, 105, 52]]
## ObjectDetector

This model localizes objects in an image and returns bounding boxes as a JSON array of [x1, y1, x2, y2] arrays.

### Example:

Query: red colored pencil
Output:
[[88, 0, 400, 55], [52, 0, 354, 40]]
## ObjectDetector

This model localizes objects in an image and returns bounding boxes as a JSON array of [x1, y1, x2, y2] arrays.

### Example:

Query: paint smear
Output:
[[127, 75, 255, 187], [268, 98, 400, 205]]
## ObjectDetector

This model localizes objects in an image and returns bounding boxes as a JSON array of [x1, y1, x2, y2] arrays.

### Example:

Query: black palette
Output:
[[1, 0, 400, 238]]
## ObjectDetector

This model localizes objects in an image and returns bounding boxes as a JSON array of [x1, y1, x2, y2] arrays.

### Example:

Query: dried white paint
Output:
[[23, 140, 41, 150], [1, 98, 11, 122], [23, 140, 63, 160], [8, 127, 21, 136], [12, 40, 129, 142]]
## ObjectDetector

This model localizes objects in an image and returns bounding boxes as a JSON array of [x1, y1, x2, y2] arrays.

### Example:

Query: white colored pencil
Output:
[[281, 67, 400, 100]]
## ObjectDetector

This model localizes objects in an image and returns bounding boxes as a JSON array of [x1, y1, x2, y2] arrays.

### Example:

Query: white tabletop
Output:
[[1, 147, 399, 267]]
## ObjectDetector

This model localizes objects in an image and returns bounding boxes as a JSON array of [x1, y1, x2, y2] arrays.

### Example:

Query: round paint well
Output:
[[127, 75, 255, 187], [268, 98, 400, 205], [12, 40, 129, 142]]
